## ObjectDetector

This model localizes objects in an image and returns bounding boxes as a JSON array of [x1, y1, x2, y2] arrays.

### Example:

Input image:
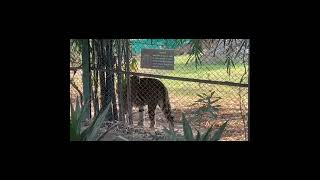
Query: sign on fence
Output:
[[141, 49, 174, 70]]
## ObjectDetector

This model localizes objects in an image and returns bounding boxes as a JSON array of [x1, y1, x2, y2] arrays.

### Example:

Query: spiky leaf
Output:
[[201, 125, 213, 141], [211, 121, 229, 141], [163, 127, 177, 141], [86, 103, 111, 141], [182, 113, 194, 141], [195, 129, 201, 141]]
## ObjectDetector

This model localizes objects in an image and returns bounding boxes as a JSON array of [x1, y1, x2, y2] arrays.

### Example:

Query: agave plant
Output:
[[70, 97, 111, 141], [163, 113, 229, 141], [163, 91, 228, 141]]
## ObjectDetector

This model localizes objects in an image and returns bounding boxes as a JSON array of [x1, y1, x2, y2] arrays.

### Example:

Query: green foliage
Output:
[[116, 135, 129, 141], [70, 97, 111, 141], [163, 90, 228, 141], [175, 39, 190, 47], [182, 113, 194, 141], [177, 39, 249, 75], [224, 55, 236, 76], [201, 125, 213, 141], [163, 112, 229, 141], [211, 121, 229, 141], [163, 128, 178, 141], [192, 91, 221, 120], [185, 39, 204, 69]]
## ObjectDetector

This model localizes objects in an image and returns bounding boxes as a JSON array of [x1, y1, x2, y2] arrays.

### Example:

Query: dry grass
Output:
[[70, 69, 248, 141]]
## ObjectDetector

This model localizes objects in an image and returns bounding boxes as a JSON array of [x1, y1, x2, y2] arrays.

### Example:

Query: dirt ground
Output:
[[70, 72, 248, 141], [80, 102, 248, 141]]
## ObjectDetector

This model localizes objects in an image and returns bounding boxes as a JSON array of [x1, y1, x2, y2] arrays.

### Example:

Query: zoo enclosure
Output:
[[70, 39, 249, 139]]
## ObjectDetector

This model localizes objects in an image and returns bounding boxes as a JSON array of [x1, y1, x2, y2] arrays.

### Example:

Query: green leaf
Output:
[[208, 111, 218, 120], [163, 127, 172, 136], [195, 106, 207, 116], [86, 103, 111, 141], [189, 102, 200, 106], [185, 55, 193, 65], [196, 93, 205, 98], [231, 59, 236, 68], [210, 91, 215, 97], [77, 99, 91, 136], [207, 97, 211, 104], [212, 97, 221, 104], [195, 129, 201, 141], [70, 101, 79, 136], [80, 126, 90, 140], [201, 125, 213, 141], [70, 100, 75, 120], [74, 97, 83, 135], [211, 106, 220, 112], [194, 99, 204, 103], [182, 113, 194, 141], [163, 127, 176, 141], [176, 39, 188, 47], [211, 121, 229, 141], [116, 135, 129, 141], [75, 97, 81, 120], [70, 121, 79, 141]]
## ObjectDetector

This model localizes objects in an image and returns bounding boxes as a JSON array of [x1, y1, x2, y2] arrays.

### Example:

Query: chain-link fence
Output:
[[70, 39, 249, 141]]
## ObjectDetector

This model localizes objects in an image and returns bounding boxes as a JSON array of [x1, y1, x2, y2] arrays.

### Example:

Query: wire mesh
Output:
[[70, 39, 249, 140]]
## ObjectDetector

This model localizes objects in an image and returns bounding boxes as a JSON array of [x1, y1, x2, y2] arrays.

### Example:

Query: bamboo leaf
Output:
[[212, 97, 222, 104], [196, 93, 205, 98], [231, 58, 236, 68], [194, 99, 203, 103], [185, 55, 193, 65], [189, 102, 200, 106]]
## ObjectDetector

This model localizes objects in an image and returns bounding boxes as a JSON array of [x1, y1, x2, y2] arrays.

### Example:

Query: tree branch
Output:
[[70, 79, 83, 103]]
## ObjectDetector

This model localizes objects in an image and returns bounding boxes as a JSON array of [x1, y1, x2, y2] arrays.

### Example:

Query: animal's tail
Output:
[[159, 88, 174, 129]]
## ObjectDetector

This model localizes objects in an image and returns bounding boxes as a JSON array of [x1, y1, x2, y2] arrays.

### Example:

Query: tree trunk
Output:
[[103, 39, 114, 121], [81, 39, 91, 121], [91, 40, 99, 117], [109, 40, 118, 121], [116, 39, 125, 123], [124, 39, 133, 125], [97, 40, 107, 112]]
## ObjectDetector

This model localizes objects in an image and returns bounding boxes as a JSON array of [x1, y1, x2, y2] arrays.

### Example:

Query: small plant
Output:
[[163, 113, 229, 141], [192, 91, 222, 121], [163, 91, 228, 141], [70, 97, 111, 141]]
